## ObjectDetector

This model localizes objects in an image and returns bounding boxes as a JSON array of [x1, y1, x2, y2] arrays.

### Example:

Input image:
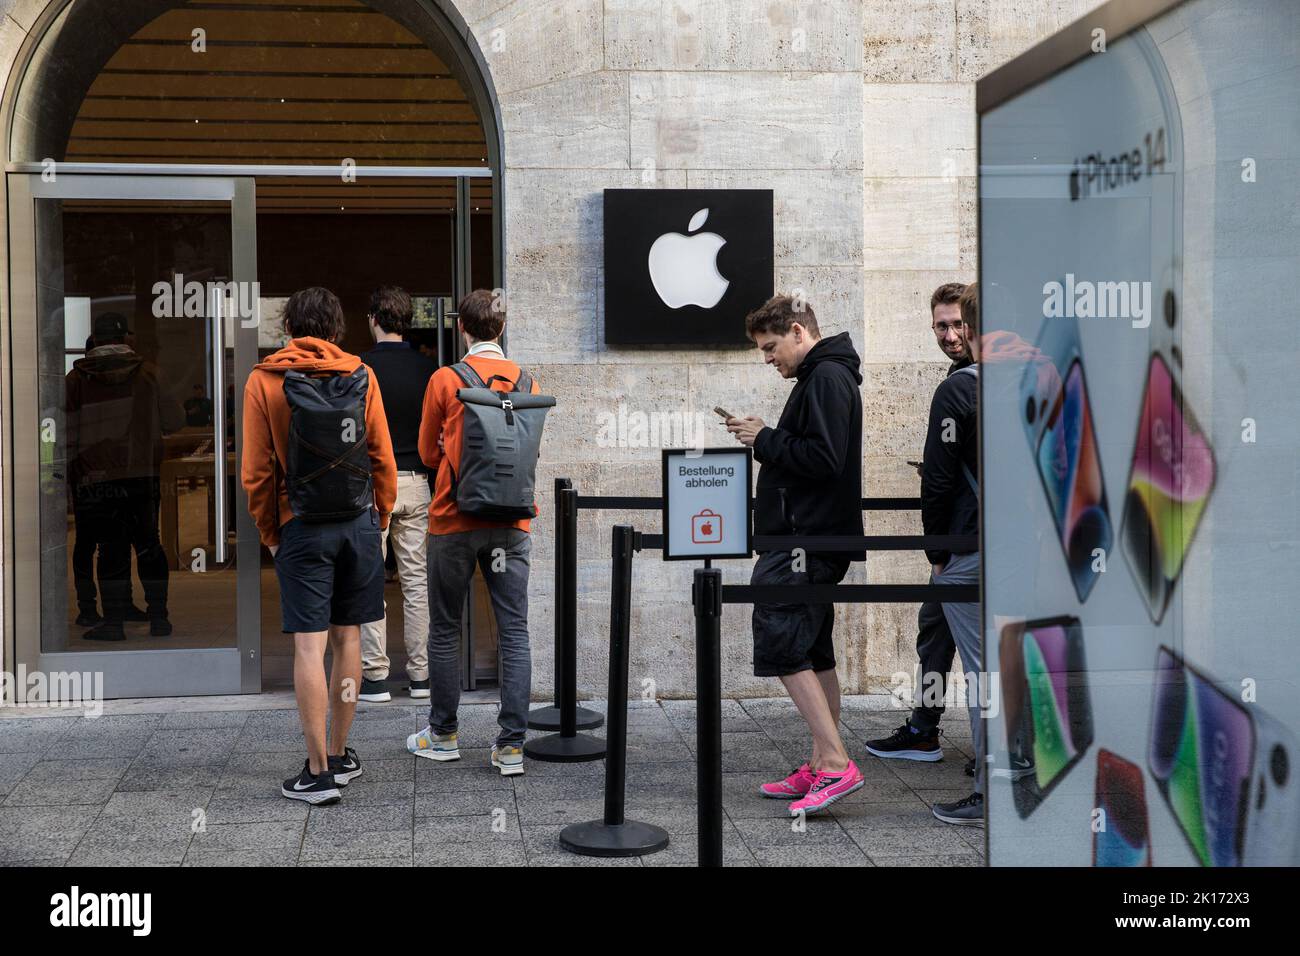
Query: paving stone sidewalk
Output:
[[0, 696, 984, 866]]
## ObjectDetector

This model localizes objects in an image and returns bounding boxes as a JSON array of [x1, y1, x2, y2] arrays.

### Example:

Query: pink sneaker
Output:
[[759, 763, 816, 799], [789, 760, 865, 816]]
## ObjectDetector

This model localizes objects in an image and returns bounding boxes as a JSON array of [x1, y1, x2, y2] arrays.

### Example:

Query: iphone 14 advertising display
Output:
[[1148, 647, 1300, 866], [1121, 353, 1216, 624], [1093, 750, 1151, 866], [1020, 320, 1111, 603], [999, 617, 1094, 818]]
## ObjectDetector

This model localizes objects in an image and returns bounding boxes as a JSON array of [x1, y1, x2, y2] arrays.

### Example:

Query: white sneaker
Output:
[[408, 726, 459, 761], [491, 745, 524, 776]]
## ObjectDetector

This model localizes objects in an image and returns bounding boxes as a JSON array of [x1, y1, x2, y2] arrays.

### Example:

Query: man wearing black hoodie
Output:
[[66, 313, 184, 641], [866, 282, 973, 769], [726, 295, 866, 817], [923, 282, 984, 827]]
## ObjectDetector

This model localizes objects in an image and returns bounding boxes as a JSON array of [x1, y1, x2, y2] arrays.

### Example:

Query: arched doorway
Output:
[[1, 0, 502, 699]]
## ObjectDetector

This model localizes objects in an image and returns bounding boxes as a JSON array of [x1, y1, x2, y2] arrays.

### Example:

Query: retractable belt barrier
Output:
[[531, 479, 980, 868], [526, 483, 974, 755]]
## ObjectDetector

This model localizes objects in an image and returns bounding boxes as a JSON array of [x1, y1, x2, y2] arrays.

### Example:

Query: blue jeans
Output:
[[933, 551, 984, 794], [426, 528, 532, 747]]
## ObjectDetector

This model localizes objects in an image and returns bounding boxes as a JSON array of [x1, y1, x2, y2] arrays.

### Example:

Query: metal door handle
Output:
[[210, 286, 227, 564]]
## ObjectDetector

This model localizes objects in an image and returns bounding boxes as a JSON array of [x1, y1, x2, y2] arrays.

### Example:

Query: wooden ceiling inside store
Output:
[[67, 0, 492, 213]]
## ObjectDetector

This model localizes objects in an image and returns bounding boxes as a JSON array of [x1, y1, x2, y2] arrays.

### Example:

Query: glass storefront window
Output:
[[980, 0, 1300, 865]]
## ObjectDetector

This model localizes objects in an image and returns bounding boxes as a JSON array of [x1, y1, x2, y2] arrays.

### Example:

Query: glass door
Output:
[[5, 174, 260, 698]]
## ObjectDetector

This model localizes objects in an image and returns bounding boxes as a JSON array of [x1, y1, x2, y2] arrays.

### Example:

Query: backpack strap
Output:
[[450, 360, 487, 389], [451, 360, 532, 394], [273, 443, 280, 532]]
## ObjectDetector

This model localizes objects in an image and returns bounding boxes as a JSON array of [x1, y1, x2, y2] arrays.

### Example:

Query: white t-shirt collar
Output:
[[466, 341, 504, 359]]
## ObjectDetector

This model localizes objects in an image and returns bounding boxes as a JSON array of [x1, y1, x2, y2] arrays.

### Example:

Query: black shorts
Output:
[[273, 510, 385, 633], [750, 550, 850, 678]]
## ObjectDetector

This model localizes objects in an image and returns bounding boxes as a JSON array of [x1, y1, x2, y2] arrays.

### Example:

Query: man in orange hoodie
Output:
[[406, 289, 540, 777], [242, 287, 397, 804]]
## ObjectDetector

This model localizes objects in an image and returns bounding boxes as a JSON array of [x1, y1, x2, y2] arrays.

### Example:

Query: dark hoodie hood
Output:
[[71, 345, 145, 386], [797, 331, 862, 385]]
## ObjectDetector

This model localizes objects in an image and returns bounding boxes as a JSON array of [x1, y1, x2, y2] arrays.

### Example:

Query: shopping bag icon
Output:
[[691, 509, 723, 544]]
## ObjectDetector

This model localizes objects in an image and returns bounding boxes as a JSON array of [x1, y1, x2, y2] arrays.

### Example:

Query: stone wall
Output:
[[0, 0, 1107, 695], [460, 0, 1105, 700]]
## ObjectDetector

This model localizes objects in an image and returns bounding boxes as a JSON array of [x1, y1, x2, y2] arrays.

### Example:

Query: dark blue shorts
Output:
[[273, 510, 385, 633]]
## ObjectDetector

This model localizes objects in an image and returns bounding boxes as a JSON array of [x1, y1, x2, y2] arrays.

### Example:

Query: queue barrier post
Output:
[[527, 485, 978, 859], [523, 486, 605, 762], [528, 478, 604, 733], [560, 525, 670, 857], [693, 567, 724, 868]]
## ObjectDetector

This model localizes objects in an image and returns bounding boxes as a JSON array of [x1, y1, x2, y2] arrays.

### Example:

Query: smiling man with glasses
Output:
[[865, 282, 975, 776], [930, 282, 971, 369]]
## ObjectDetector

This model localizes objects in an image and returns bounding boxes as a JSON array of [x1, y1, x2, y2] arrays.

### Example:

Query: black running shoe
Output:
[[358, 678, 390, 702], [75, 610, 103, 628], [864, 723, 943, 762], [281, 761, 341, 805], [328, 747, 363, 786], [124, 605, 150, 623], [933, 791, 984, 826], [84, 621, 126, 642], [150, 616, 172, 637]]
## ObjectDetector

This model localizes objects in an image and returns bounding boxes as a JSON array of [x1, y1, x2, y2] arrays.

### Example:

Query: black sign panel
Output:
[[603, 188, 774, 346]]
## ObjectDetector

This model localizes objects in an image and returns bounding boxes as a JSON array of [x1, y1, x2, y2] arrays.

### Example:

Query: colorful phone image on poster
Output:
[[999, 617, 1094, 818], [1148, 647, 1254, 867], [1093, 750, 1152, 866], [1122, 353, 1216, 624], [1034, 358, 1112, 602]]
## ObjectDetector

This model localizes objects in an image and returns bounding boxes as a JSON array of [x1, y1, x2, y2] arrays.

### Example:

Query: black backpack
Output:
[[282, 366, 374, 522]]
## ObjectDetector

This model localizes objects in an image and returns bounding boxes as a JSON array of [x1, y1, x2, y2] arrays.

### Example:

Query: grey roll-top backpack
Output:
[[450, 361, 555, 521]]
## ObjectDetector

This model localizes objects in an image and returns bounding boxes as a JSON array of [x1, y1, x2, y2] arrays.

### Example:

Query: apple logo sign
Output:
[[603, 187, 771, 345], [647, 208, 730, 309]]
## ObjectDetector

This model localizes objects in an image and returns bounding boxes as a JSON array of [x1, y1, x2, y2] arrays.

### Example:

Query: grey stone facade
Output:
[[462, 0, 1103, 699], [0, 0, 1105, 699]]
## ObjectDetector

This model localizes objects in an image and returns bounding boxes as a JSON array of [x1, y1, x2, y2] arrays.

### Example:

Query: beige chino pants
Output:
[[361, 471, 431, 682]]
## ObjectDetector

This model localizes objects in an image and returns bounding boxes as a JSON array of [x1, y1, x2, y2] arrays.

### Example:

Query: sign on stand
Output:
[[661, 448, 752, 561]]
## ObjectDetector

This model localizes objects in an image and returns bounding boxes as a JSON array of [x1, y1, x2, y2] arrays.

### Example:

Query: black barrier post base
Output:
[[560, 819, 669, 858], [694, 567, 724, 869], [561, 526, 670, 858], [526, 704, 604, 732], [529, 484, 606, 763], [530, 480, 602, 732], [522, 732, 605, 762]]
